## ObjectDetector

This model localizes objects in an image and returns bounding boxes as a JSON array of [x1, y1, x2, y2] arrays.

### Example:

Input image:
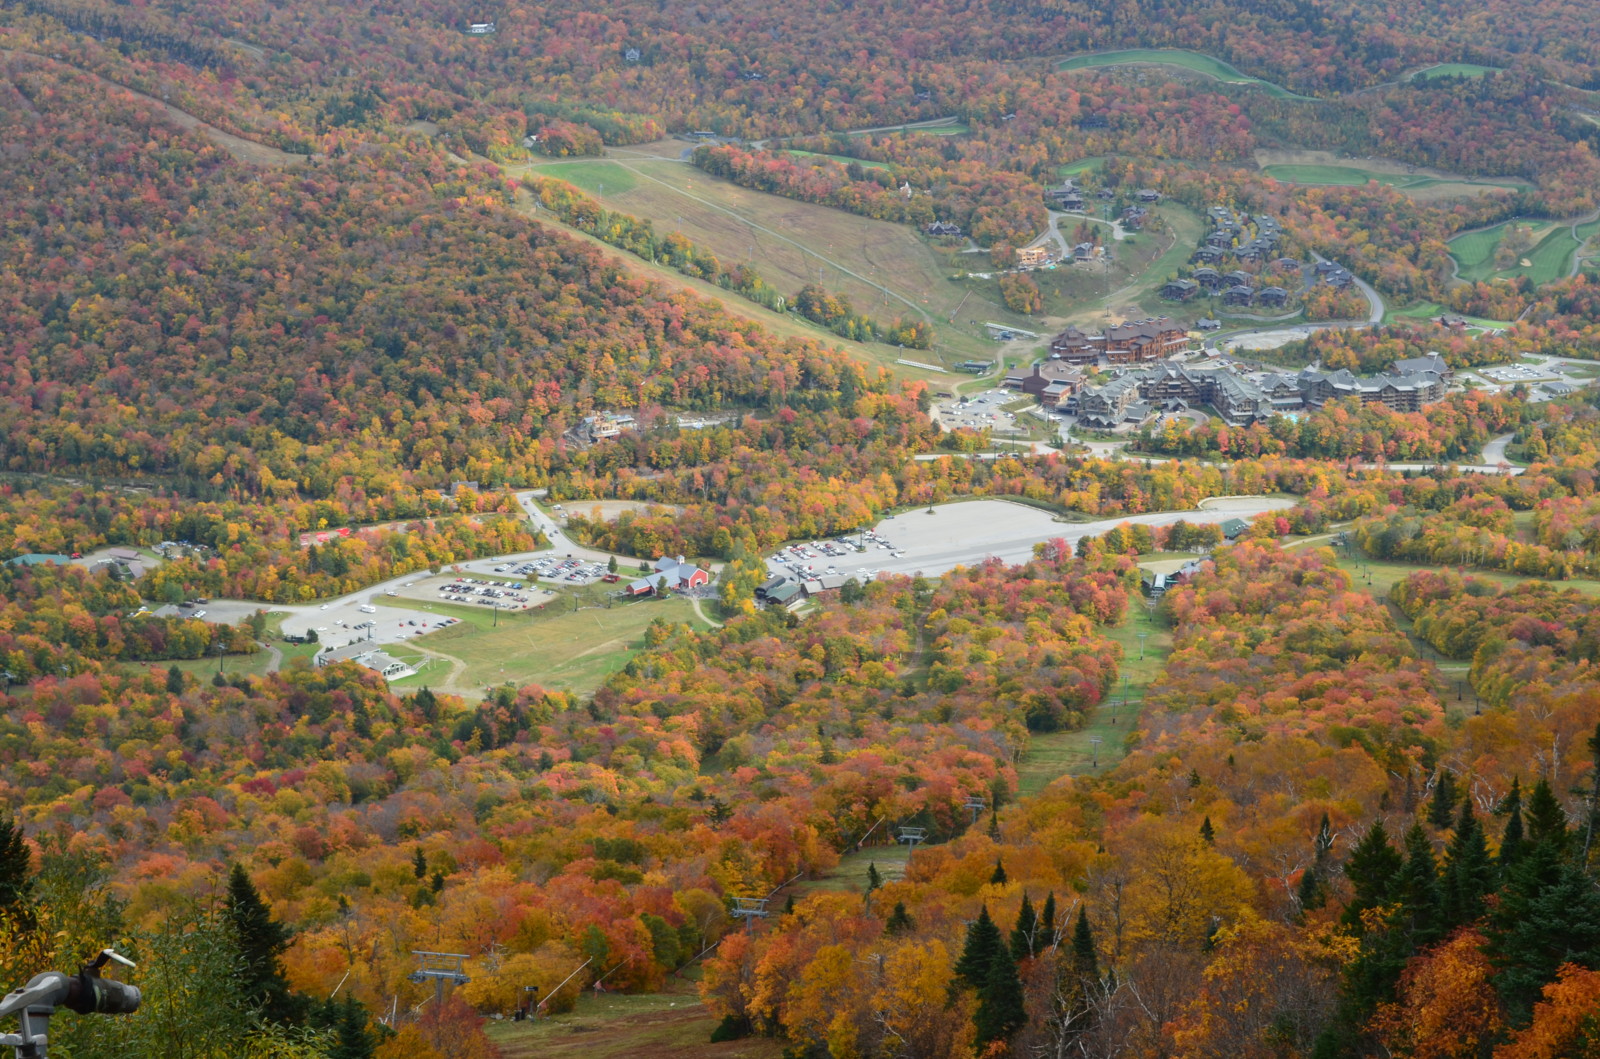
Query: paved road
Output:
[[1310, 252, 1385, 324], [1482, 433, 1514, 466]]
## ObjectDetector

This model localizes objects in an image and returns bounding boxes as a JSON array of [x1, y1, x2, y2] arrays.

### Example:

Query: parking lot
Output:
[[938, 390, 1030, 434], [766, 528, 911, 582], [492, 554, 613, 587], [1480, 363, 1556, 383]]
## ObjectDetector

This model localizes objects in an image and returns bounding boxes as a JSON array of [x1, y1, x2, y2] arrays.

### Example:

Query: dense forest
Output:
[[4, 0, 1600, 1054]]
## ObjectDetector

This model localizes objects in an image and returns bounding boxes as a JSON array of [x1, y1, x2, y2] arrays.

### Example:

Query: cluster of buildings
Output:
[[584, 411, 636, 442], [1190, 207, 1285, 265], [1044, 317, 1191, 366], [1162, 270, 1292, 309], [316, 644, 415, 680], [1023, 353, 1452, 429], [1046, 180, 1156, 231], [626, 555, 710, 597]]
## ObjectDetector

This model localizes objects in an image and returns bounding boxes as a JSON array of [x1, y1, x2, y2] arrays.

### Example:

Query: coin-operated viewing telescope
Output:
[[0, 948, 141, 1059]]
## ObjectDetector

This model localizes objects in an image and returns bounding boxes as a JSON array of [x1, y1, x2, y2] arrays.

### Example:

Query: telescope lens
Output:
[[65, 975, 141, 1015]]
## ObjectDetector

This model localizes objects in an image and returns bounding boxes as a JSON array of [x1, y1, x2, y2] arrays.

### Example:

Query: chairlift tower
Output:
[[731, 896, 770, 933], [963, 796, 987, 827], [896, 826, 928, 853], [408, 951, 470, 1006]]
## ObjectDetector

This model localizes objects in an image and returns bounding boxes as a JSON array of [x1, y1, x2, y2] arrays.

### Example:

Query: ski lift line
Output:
[[328, 967, 352, 999], [591, 957, 632, 988], [764, 869, 805, 901], [536, 957, 593, 1010], [856, 816, 888, 850]]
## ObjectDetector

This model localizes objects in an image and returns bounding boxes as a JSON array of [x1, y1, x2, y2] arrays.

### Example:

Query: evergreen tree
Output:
[[1395, 823, 1443, 946], [1428, 769, 1459, 829], [165, 665, 185, 695], [954, 905, 1003, 988], [1442, 801, 1496, 927], [866, 862, 882, 892], [1584, 723, 1600, 860], [225, 864, 297, 1025], [1199, 816, 1216, 845], [1342, 820, 1403, 931], [1298, 813, 1334, 912], [885, 901, 914, 935], [1498, 777, 1526, 868], [1487, 850, 1600, 1023], [1525, 778, 1569, 855], [412, 846, 427, 880], [412, 686, 438, 723], [1039, 892, 1057, 945], [325, 996, 377, 1059], [1071, 906, 1098, 981], [0, 816, 33, 920], [974, 939, 1026, 1047], [1009, 893, 1038, 961], [990, 858, 1008, 885]]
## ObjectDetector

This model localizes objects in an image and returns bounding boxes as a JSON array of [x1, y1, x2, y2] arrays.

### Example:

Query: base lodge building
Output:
[[1065, 362, 1449, 428], [1048, 317, 1189, 366]]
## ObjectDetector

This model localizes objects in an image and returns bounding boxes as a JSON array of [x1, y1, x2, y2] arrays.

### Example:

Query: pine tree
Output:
[[1199, 816, 1216, 845], [0, 817, 33, 921], [1487, 851, 1600, 1023], [1442, 800, 1496, 927], [1071, 906, 1098, 981], [1039, 892, 1057, 945], [866, 862, 882, 892], [413, 686, 438, 723], [955, 905, 1003, 988], [885, 901, 914, 935], [1395, 823, 1443, 945], [166, 664, 185, 694], [413, 846, 427, 880], [1428, 769, 1459, 829], [975, 939, 1026, 1047], [990, 858, 1008, 885], [1010, 893, 1038, 961], [225, 864, 297, 1024], [1525, 778, 1568, 855], [1498, 777, 1526, 867], [1342, 820, 1403, 931], [326, 996, 376, 1059]]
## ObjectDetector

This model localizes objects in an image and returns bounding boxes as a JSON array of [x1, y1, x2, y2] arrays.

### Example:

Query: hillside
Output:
[[5, 0, 1600, 1057]]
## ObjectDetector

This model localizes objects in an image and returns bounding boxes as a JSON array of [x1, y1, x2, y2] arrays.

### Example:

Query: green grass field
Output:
[[1058, 49, 1312, 100], [1383, 301, 1514, 330], [386, 592, 715, 696], [791, 844, 913, 894], [1449, 221, 1581, 285], [527, 160, 639, 196], [488, 979, 780, 1059], [1263, 164, 1526, 194], [783, 150, 888, 169], [1015, 602, 1169, 797], [1059, 157, 1106, 176], [1410, 63, 1502, 81], [1333, 554, 1600, 601], [514, 156, 1029, 366]]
